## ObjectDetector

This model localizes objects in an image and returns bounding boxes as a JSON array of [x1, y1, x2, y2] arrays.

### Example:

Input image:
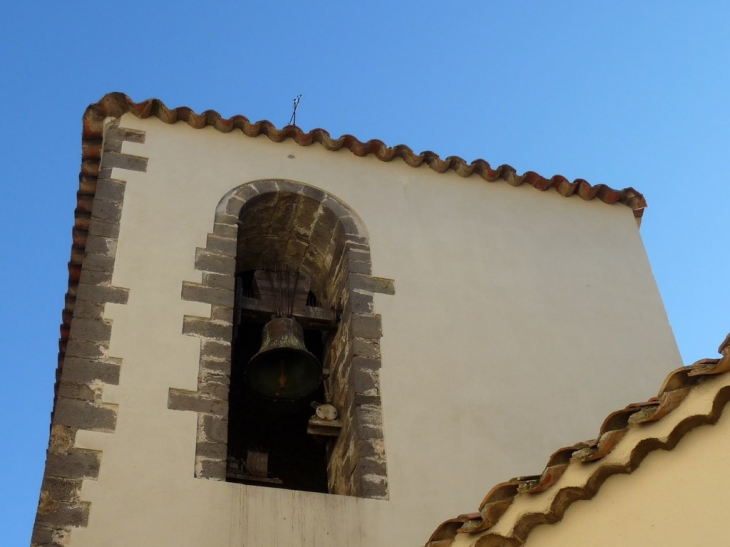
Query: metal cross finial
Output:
[[289, 94, 302, 126]]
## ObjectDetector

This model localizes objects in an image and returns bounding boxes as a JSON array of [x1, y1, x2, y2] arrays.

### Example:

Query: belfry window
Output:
[[173, 181, 391, 499], [226, 269, 338, 492]]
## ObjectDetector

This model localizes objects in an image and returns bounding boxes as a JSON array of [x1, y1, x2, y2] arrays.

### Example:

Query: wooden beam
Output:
[[237, 296, 337, 329]]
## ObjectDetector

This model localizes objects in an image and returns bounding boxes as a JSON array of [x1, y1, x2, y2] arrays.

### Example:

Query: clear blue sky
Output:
[[2, 2, 728, 543]]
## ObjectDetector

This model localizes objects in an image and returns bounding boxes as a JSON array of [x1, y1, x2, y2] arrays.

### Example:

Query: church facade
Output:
[[32, 94, 681, 546]]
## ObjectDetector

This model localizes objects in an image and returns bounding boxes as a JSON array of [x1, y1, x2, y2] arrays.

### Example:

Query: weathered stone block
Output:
[[62, 357, 120, 385], [201, 340, 232, 360], [300, 184, 326, 203], [96, 166, 112, 180], [168, 389, 227, 415], [57, 382, 95, 402], [213, 222, 238, 238], [205, 234, 237, 256], [200, 356, 231, 375], [355, 406, 384, 439], [211, 306, 234, 323], [224, 195, 247, 216], [194, 249, 236, 275], [78, 269, 113, 287], [100, 150, 148, 172], [182, 316, 232, 341], [82, 253, 115, 273], [196, 441, 227, 460], [348, 273, 395, 295], [53, 398, 117, 432], [203, 273, 235, 290], [102, 133, 123, 153], [115, 126, 145, 143], [45, 450, 101, 479], [30, 525, 55, 546], [70, 300, 103, 320], [90, 199, 123, 223], [64, 339, 106, 360], [84, 235, 117, 257], [351, 356, 382, 371], [359, 475, 388, 499], [75, 283, 129, 305], [35, 501, 90, 528], [69, 318, 112, 342], [181, 283, 234, 307], [199, 381, 229, 401], [349, 367, 378, 395], [41, 477, 81, 503], [358, 456, 387, 478], [352, 338, 380, 359], [345, 290, 374, 315], [202, 415, 228, 443], [198, 459, 226, 480], [350, 314, 382, 340], [48, 425, 76, 455], [94, 179, 126, 202], [231, 184, 262, 202], [88, 218, 120, 238]]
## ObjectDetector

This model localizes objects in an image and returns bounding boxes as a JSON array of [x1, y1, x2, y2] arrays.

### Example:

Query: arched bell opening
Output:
[[173, 179, 389, 497], [226, 189, 349, 493]]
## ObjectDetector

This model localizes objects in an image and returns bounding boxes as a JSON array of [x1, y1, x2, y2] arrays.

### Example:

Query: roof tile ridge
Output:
[[83, 92, 646, 218], [425, 332, 730, 547]]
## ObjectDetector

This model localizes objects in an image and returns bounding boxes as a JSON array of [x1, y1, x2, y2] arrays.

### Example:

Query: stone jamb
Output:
[[169, 179, 393, 499], [31, 123, 145, 547]]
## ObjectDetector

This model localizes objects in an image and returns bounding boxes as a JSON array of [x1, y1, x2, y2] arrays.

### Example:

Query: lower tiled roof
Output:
[[426, 333, 730, 547]]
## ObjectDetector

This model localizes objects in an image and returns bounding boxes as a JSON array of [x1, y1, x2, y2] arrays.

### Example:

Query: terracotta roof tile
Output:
[[82, 93, 647, 217], [425, 334, 730, 547]]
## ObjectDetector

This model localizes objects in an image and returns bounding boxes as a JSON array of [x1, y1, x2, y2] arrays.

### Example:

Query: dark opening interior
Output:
[[226, 271, 329, 493]]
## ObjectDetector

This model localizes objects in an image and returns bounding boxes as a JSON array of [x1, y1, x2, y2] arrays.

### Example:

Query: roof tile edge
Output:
[[426, 334, 730, 547]]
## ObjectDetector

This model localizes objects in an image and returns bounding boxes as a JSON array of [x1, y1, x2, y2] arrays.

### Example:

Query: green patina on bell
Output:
[[246, 316, 322, 400]]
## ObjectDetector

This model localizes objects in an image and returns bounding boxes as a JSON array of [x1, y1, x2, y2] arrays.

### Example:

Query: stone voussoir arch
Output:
[[168, 179, 394, 499]]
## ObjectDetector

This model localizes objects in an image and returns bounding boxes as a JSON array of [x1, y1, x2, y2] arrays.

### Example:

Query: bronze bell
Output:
[[246, 316, 322, 400]]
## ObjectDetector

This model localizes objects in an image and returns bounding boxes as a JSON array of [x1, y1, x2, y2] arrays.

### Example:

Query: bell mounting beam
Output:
[[236, 296, 336, 329]]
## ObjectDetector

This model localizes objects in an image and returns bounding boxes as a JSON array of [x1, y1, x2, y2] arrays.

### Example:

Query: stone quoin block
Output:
[[45, 450, 101, 480], [205, 234, 237, 256], [62, 357, 120, 385], [100, 150, 148, 172], [197, 459, 226, 480], [93, 179, 126, 203], [203, 273, 236, 290], [168, 389, 228, 416], [90, 199, 123, 223], [194, 249, 236, 275], [64, 339, 107, 360], [78, 269, 113, 287], [201, 415, 228, 443], [88, 218, 121, 239], [81, 253, 116, 273], [213, 222, 238, 239], [182, 317, 232, 340], [68, 318, 112, 342], [75, 283, 129, 305], [35, 501, 90, 528], [53, 398, 117, 432], [181, 282, 235, 308]]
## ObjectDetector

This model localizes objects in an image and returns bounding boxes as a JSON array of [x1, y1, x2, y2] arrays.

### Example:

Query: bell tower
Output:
[[32, 93, 682, 547]]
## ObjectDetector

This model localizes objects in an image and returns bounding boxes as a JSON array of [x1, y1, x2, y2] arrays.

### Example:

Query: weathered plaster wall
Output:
[[68, 114, 680, 547]]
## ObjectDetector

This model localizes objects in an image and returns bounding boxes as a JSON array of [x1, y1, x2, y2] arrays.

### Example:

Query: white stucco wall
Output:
[[71, 115, 681, 546]]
